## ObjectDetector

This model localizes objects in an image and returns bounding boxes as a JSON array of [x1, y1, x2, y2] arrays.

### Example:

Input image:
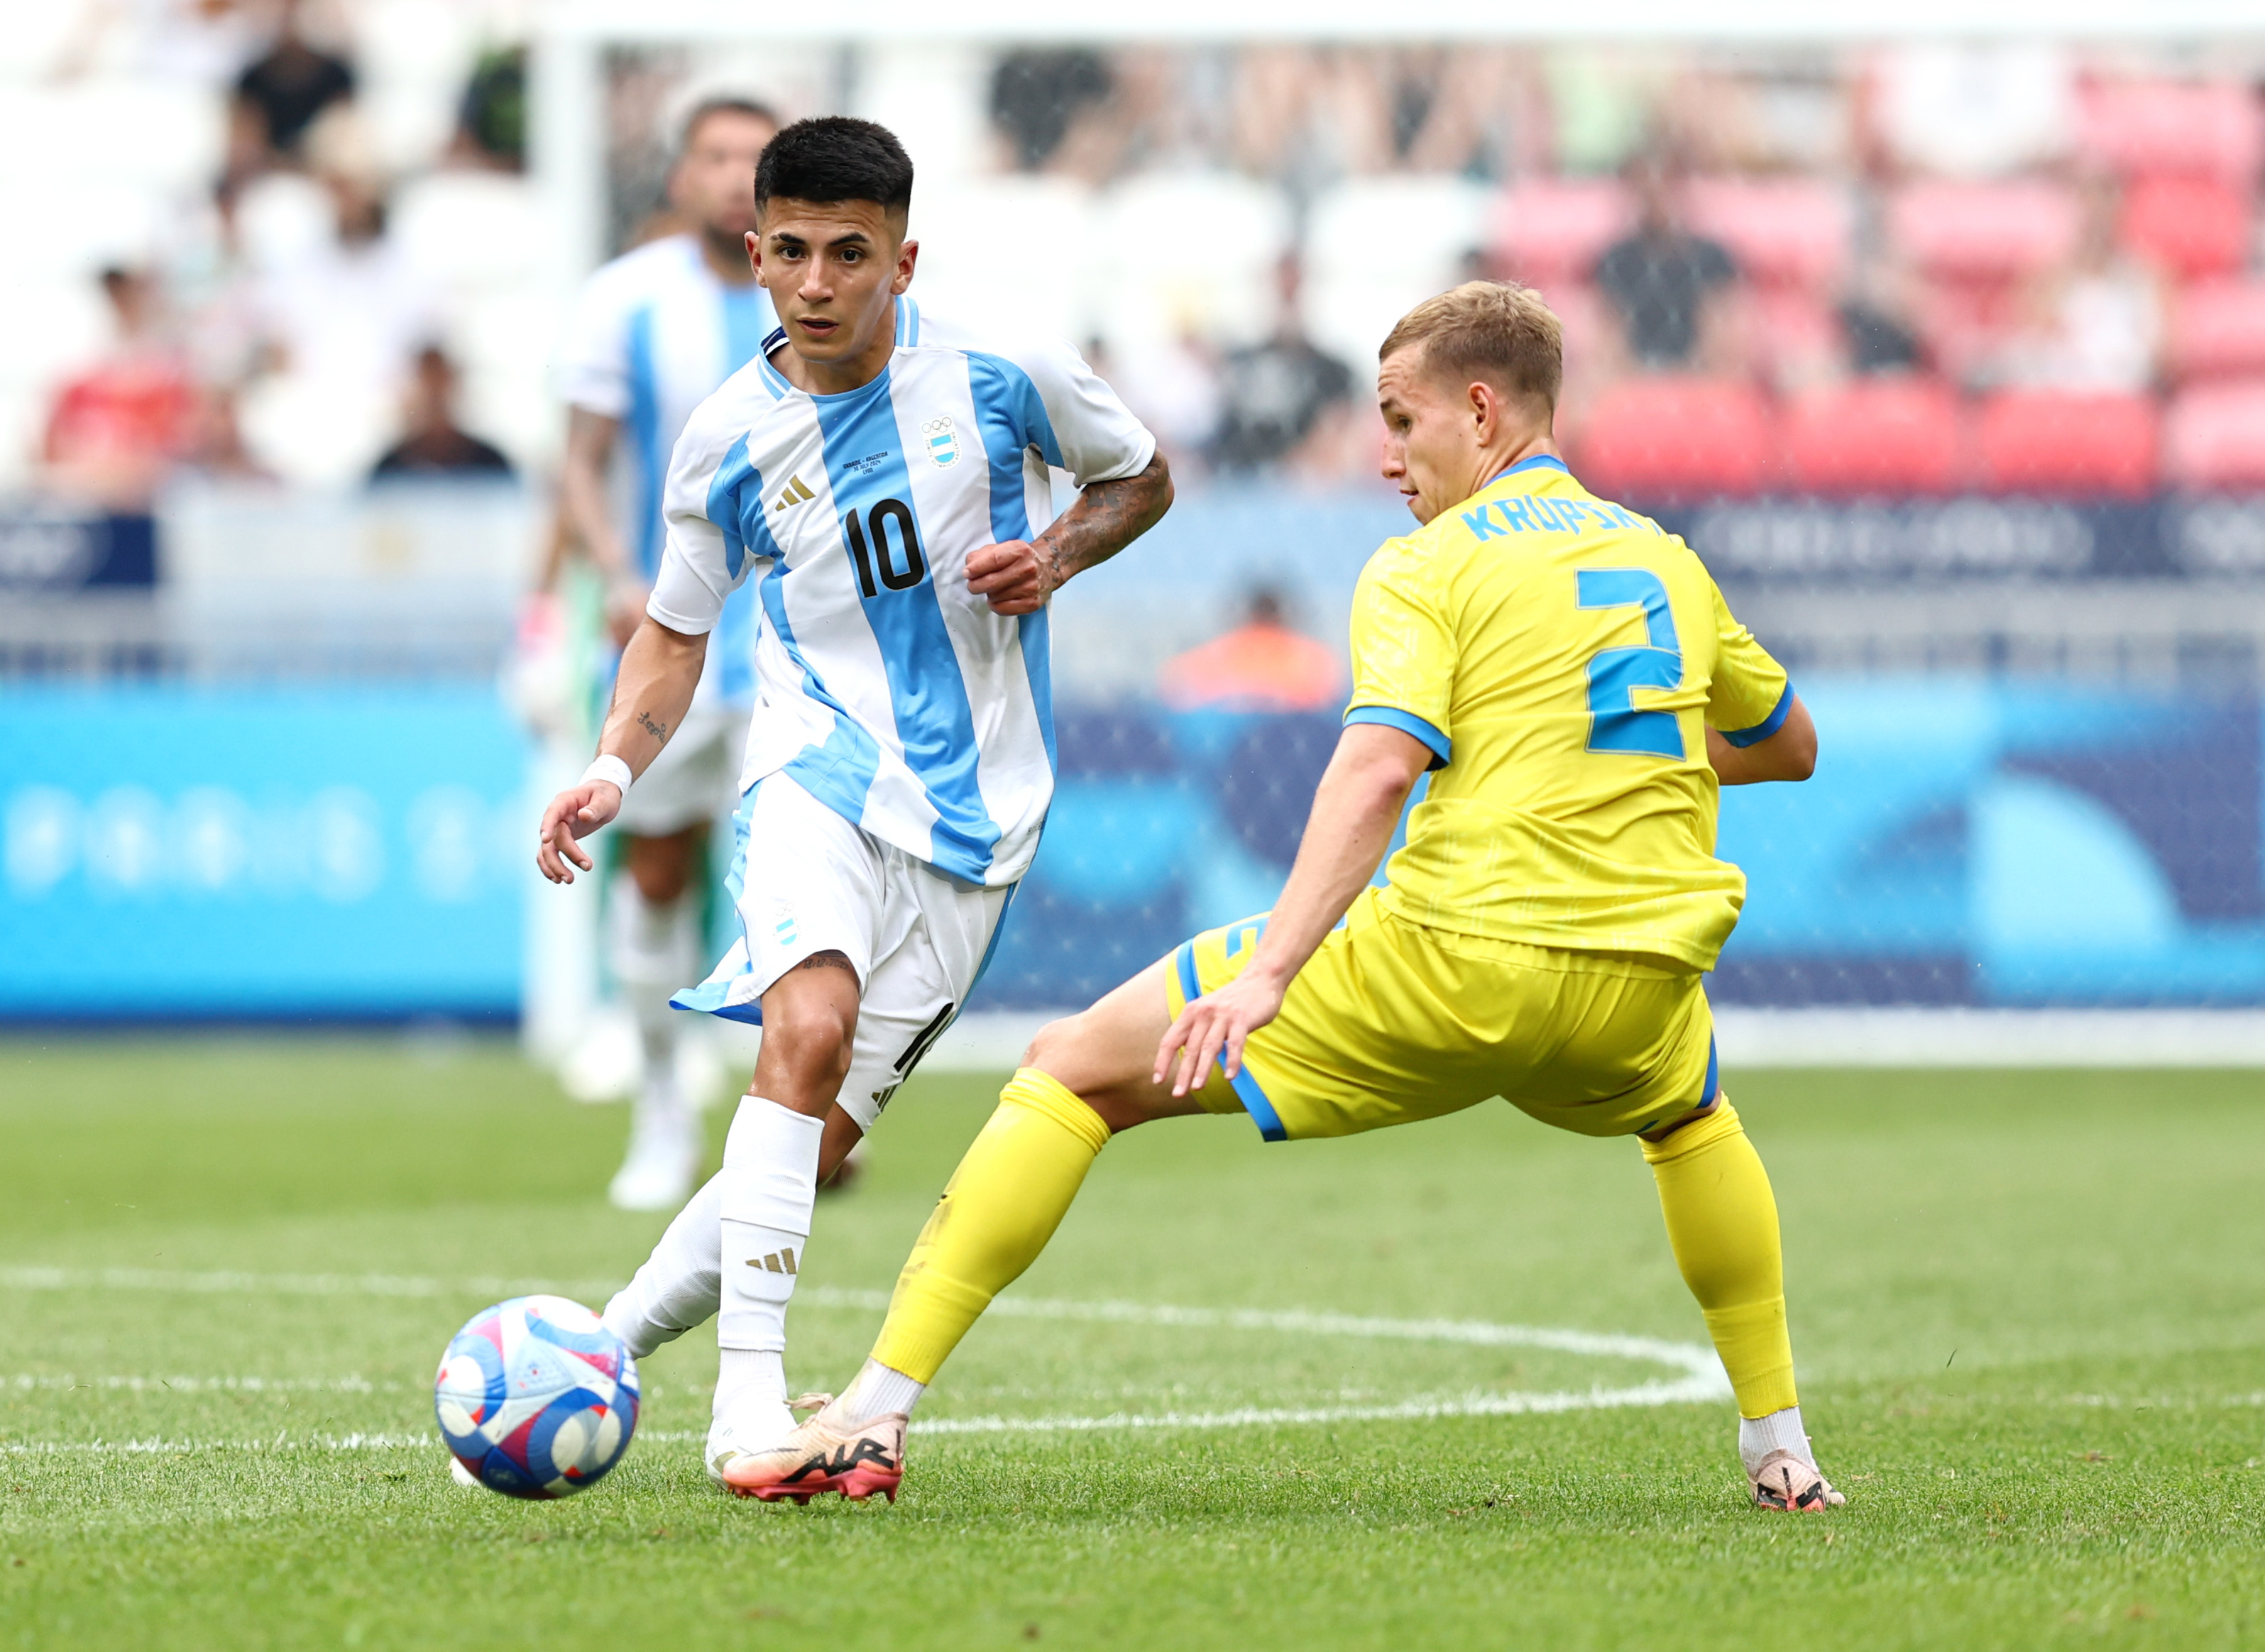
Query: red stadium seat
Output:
[[1682, 177, 1850, 290], [1975, 390, 2159, 497], [1574, 377, 1776, 501], [1890, 180, 2081, 281], [1490, 180, 1633, 289], [2077, 79, 2264, 184], [2171, 280, 2265, 382], [1782, 380, 1963, 497], [2164, 380, 2265, 490], [2120, 176, 2252, 281]]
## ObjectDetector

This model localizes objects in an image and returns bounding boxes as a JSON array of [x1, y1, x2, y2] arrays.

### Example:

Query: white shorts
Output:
[[613, 706, 745, 837], [670, 773, 1015, 1132]]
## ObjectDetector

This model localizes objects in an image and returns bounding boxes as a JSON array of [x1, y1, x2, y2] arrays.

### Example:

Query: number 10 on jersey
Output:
[[844, 500, 928, 598]]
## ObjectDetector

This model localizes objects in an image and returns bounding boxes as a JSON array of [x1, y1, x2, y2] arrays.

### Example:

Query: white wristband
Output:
[[581, 754, 633, 796]]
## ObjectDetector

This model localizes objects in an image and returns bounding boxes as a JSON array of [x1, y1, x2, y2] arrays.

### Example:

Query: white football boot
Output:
[[608, 1085, 698, 1211]]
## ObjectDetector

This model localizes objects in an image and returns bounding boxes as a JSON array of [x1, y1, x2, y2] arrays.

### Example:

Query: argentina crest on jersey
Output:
[[922, 414, 960, 468]]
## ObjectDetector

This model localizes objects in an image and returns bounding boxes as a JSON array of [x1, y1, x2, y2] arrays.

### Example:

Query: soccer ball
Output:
[[434, 1295, 640, 1498]]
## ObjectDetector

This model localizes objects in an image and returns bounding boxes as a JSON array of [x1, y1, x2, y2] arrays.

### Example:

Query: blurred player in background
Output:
[[537, 117, 1173, 1483], [735, 281, 1838, 1515], [554, 96, 779, 1211]]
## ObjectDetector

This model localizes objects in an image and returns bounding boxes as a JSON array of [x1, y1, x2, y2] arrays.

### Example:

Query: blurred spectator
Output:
[[231, 0, 354, 163], [1592, 155, 1742, 373], [41, 268, 200, 510], [991, 50, 1114, 171], [1871, 43, 2073, 180], [371, 347, 512, 481], [1158, 588, 1344, 712], [1543, 48, 1663, 177], [1838, 258, 1925, 376], [1991, 179, 2162, 392], [237, 170, 438, 484], [53, 0, 262, 89], [1210, 256, 1355, 473], [454, 48, 527, 172], [1099, 331, 1222, 467]]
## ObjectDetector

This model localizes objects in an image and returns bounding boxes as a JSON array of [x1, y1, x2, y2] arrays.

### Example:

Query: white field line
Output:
[[4, 1373, 392, 1394], [0, 1265, 625, 1301], [0, 1264, 1731, 1448], [0, 1267, 1711, 1365]]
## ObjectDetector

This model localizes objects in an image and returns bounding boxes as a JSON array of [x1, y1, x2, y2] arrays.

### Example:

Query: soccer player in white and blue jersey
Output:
[[535, 116, 1173, 1483], [554, 97, 779, 1213]]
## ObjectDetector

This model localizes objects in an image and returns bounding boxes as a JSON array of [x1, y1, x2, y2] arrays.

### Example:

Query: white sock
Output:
[[837, 1358, 925, 1426], [1738, 1405, 1814, 1475], [714, 1347, 787, 1421], [601, 1171, 724, 1358], [610, 872, 698, 1093], [717, 1094, 824, 1378]]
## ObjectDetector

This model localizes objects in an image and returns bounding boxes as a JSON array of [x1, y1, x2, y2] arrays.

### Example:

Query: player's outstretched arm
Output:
[[535, 617, 708, 884], [558, 408, 649, 646], [965, 452, 1173, 616], [1706, 694, 1817, 786], [1157, 723, 1432, 1094]]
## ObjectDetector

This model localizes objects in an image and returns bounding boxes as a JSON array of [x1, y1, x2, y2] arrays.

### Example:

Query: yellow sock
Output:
[[869, 1068, 1111, 1384], [1641, 1098, 1799, 1419]]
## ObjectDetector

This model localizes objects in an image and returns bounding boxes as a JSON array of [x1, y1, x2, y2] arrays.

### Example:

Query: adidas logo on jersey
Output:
[[746, 1246, 799, 1275], [772, 475, 816, 513]]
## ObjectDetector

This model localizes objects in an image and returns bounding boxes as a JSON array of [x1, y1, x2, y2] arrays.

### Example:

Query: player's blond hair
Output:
[[1378, 281, 1562, 418]]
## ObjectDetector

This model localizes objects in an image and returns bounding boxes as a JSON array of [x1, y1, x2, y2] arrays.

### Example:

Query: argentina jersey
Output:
[[647, 299, 1157, 886], [555, 233, 777, 707]]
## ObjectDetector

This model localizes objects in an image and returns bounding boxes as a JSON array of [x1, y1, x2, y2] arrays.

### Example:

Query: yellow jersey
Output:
[[1344, 453, 1790, 971]]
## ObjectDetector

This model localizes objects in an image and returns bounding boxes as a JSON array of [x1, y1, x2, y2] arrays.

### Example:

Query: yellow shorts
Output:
[[1163, 888, 1718, 1142]]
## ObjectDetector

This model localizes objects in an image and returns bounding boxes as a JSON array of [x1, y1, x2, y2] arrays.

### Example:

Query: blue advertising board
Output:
[[980, 682, 2265, 1011], [1, 686, 527, 1019], [7, 678, 2260, 1019]]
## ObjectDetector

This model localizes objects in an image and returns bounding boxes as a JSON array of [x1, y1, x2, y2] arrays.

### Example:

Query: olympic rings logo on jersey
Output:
[[922, 415, 960, 469]]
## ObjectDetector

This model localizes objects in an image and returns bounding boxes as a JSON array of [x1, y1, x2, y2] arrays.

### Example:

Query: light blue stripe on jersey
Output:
[[809, 369, 999, 881], [625, 304, 664, 578], [754, 335, 792, 398], [706, 434, 754, 579], [966, 351, 1060, 775], [894, 297, 921, 347], [703, 437, 884, 813], [713, 288, 771, 703]]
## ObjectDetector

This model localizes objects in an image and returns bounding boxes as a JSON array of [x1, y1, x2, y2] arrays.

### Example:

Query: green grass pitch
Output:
[[1, 1037, 2262, 1650]]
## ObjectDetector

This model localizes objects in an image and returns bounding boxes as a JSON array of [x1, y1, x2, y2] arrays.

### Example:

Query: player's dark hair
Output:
[[754, 116, 914, 219], [1380, 280, 1563, 418], [679, 95, 779, 153]]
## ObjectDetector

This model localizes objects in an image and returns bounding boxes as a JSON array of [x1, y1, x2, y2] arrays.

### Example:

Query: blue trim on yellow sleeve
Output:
[[1720, 682, 1795, 749], [1701, 1034, 1719, 1108], [1344, 705, 1450, 770]]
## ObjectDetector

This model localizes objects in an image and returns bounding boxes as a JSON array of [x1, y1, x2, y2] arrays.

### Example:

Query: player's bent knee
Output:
[[1019, 1015, 1081, 1075], [758, 1005, 856, 1091]]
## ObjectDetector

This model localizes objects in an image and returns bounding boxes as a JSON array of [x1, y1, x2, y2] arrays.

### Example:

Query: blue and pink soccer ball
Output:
[[434, 1295, 640, 1498]]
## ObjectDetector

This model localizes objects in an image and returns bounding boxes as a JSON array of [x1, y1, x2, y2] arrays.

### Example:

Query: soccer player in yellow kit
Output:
[[726, 281, 1837, 1513]]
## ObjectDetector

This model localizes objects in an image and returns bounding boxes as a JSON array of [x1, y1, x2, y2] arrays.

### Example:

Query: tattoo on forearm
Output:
[[1035, 453, 1173, 594], [636, 711, 669, 743]]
